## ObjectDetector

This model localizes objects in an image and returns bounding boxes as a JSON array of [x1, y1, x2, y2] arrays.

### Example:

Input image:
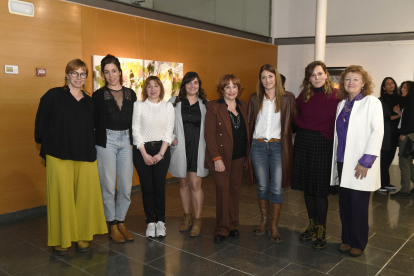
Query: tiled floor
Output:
[[0, 166, 413, 275]]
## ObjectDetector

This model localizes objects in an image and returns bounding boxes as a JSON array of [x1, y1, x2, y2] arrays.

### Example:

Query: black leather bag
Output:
[[401, 136, 414, 156]]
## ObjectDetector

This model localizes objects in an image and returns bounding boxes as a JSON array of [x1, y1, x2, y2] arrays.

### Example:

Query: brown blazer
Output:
[[204, 99, 250, 176], [247, 91, 299, 187]]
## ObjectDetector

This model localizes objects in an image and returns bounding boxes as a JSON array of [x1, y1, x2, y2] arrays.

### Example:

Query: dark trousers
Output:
[[304, 193, 328, 224], [337, 162, 371, 250], [380, 135, 399, 188], [133, 142, 170, 223], [214, 157, 245, 236]]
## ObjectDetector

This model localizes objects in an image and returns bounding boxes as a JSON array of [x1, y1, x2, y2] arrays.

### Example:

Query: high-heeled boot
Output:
[[253, 199, 269, 236]]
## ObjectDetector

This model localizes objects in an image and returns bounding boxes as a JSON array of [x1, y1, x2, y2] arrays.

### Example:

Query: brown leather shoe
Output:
[[180, 213, 192, 231], [254, 199, 269, 236], [53, 246, 68, 256], [118, 223, 134, 241], [350, 248, 364, 257], [269, 203, 282, 243], [76, 241, 89, 253], [109, 223, 125, 243], [190, 217, 202, 237], [339, 243, 351, 253]]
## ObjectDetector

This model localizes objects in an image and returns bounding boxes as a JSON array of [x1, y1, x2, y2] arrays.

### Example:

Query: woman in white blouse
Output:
[[247, 64, 298, 243], [132, 76, 175, 238]]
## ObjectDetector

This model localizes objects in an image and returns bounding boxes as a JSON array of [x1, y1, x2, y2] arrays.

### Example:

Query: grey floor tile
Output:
[[263, 241, 343, 273], [84, 255, 168, 276], [207, 246, 289, 276], [399, 240, 414, 256], [0, 232, 24, 248], [55, 241, 119, 269], [105, 234, 177, 264], [369, 223, 414, 240], [368, 233, 406, 252], [148, 250, 231, 276], [220, 269, 251, 276], [274, 263, 327, 275], [221, 229, 278, 253], [378, 267, 411, 276], [0, 270, 8, 276], [329, 258, 380, 276], [15, 259, 89, 276], [384, 253, 414, 275], [278, 213, 309, 230], [161, 230, 231, 257], [0, 241, 57, 275]]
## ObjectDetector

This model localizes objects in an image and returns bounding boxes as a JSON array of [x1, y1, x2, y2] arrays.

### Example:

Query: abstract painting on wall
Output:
[[92, 55, 183, 101]]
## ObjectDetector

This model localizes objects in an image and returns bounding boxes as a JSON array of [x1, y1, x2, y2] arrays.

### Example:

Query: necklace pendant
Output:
[[343, 117, 345, 122]]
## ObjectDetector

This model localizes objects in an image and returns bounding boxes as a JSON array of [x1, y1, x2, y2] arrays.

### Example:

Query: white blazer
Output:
[[330, 95, 384, 191], [168, 96, 209, 178]]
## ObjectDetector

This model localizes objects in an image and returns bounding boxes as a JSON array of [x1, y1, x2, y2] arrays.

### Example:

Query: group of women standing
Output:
[[37, 54, 406, 259]]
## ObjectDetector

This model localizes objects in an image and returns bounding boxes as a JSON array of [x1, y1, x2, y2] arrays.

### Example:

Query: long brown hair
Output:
[[256, 64, 284, 113], [64, 59, 89, 95], [300, 61, 334, 102]]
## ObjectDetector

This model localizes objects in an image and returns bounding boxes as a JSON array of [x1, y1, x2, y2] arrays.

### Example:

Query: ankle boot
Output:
[[108, 223, 125, 243], [313, 224, 327, 249], [254, 199, 269, 236], [269, 203, 282, 243], [180, 213, 192, 231], [76, 241, 89, 253], [118, 223, 134, 241], [190, 217, 202, 237], [53, 246, 68, 256], [299, 218, 317, 241]]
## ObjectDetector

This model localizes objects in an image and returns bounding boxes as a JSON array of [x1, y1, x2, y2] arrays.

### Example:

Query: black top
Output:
[[400, 97, 414, 135], [218, 98, 247, 160], [34, 86, 96, 162], [379, 97, 392, 151], [181, 99, 201, 127], [92, 87, 137, 147], [380, 93, 400, 137]]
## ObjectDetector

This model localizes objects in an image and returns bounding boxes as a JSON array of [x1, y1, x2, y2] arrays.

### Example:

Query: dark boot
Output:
[[313, 224, 327, 249], [299, 218, 317, 242], [253, 199, 269, 236], [269, 203, 282, 243]]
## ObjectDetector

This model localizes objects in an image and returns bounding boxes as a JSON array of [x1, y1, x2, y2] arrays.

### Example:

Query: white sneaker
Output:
[[155, 221, 166, 238], [146, 223, 156, 238], [377, 188, 387, 192]]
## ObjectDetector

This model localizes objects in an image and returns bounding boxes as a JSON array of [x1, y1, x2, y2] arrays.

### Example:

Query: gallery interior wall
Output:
[[0, 0, 278, 215]]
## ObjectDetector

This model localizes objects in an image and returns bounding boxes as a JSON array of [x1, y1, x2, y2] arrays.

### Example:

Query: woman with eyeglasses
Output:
[[93, 55, 137, 243], [35, 59, 107, 256]]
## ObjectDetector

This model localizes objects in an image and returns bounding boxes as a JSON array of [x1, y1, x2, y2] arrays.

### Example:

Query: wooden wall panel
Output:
[[0, 1, 277, 215], [0, 0, 82, 215]]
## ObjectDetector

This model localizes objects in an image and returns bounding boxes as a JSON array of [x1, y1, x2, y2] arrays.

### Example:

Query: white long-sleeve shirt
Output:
[[253, 97, 281, 140], [132, 100, 175, 148]]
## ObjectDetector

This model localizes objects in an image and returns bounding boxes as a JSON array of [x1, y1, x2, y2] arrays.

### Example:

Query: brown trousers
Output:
[[214, 157, 245, 236]]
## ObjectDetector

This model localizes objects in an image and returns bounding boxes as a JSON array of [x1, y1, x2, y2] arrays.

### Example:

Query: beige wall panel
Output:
[[143, 20, 180, 61]]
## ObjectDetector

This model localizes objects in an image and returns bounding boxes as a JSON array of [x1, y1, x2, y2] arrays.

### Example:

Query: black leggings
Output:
[[304, 193, 328, 225]]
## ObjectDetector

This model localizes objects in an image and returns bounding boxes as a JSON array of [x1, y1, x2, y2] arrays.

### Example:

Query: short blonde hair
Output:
[[337, 65, 374, 100]]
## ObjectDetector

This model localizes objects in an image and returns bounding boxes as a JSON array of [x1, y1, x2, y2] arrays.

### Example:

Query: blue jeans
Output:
[[96, 130, 133, 222], [250, 139, 283, 203]]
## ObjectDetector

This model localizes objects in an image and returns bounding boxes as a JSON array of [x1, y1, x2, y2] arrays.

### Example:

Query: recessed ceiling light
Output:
[[8, 0, 34, 17]]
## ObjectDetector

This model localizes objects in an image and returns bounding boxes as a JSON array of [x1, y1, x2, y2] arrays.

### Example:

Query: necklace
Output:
[[229, 111, 240, 129], [108, 87, 123, 92]]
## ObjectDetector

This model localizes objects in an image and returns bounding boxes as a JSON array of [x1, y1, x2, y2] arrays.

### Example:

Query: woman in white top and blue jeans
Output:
[[132, 76, 175, 238]]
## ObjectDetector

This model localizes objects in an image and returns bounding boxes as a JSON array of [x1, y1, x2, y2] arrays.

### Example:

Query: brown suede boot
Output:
[[269, 203, 282, 243], [190, 218, 202, 237], [108, 223, 125, 243], [118, 223, 134, 241], [254, 199, 269, 236], [180, 213, 192, 231]]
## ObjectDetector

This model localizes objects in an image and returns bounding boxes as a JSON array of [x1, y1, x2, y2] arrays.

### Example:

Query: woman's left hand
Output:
[[354, 163, 368, 179], [152, 154, 163, 164]]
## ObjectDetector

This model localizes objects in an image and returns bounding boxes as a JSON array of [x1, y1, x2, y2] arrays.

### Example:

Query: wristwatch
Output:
[[158, 152, 164, 159]]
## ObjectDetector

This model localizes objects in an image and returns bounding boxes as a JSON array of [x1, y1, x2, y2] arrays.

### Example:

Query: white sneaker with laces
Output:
[[146, 222, 156, 238], [155, 221, 166, 238]]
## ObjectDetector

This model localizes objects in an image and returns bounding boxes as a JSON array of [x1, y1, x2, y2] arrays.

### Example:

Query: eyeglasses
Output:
[[69, 71, 88, 79]]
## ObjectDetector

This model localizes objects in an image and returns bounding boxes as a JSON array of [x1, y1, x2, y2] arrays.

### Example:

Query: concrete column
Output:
[[314, 0, 328, 61]]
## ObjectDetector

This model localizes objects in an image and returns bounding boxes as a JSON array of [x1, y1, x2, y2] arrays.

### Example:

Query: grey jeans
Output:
[[398, 134, 414, 193]]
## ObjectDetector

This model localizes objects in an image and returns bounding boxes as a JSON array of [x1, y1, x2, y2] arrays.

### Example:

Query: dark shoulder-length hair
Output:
[[401, 81, 414, 98], [337, 65, 374, 100], [142, 76, 165, 102], [173, 71, 207, 106], [256, 64, 284, 113], [216, 74, 244, 98], [100, 54, 123, 87], [64, 59, 89, 95], [380, 77, 398, 97], [300, 61, 334, 102]]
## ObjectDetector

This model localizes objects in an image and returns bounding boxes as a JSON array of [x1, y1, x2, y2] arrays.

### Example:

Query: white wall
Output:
[[273, 0, 414, 38]]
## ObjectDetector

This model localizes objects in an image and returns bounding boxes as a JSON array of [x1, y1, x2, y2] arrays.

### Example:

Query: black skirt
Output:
[[291, 128, 338, 196]]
